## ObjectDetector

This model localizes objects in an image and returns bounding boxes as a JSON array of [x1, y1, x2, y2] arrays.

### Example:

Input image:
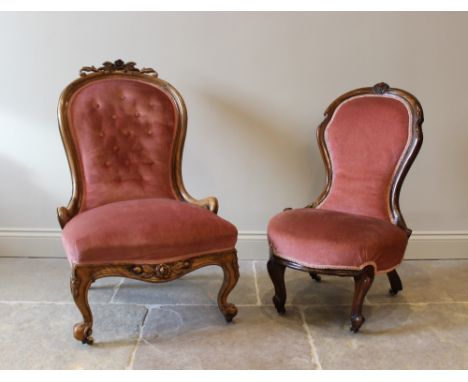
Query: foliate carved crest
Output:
[[372, 82, 390, 94], [130, 260, 192, 280], [79, 59, 158, 77]]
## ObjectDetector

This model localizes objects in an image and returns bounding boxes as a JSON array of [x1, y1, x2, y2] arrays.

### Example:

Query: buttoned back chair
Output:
[[267, 83, 423, 332], [58, 60, 239, 344]]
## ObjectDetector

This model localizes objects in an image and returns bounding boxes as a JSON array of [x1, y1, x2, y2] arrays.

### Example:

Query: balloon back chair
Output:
[[58, 60, 239, 344], [267, 83, 423, 332]]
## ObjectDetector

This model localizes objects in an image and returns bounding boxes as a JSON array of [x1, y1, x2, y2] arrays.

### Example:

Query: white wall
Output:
[[1, 12, 468, 259]]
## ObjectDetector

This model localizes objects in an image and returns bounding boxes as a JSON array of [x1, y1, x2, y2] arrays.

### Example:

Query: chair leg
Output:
[[70, 266, 94, 344], [387, 269, 403, 296], [217, 252, 239, 322], [350, 265, 374, 333], [267, 258, 287, 314], [309, 272, 322, 282]]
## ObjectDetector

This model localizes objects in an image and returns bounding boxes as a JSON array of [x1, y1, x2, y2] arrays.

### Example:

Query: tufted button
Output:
[[104, 161, 111, 167], [135, 112, 140, 118], [125, 159, 130, 166], [122, 130, 130, 136], [94, 103, 100, 109], [120, 95, 126, 101], [113, 145, 120, 152], [146, 130, 153, 136], [149, 102, 155, 107], [99, 131, 105, 137], [112, 115, 117, 120]]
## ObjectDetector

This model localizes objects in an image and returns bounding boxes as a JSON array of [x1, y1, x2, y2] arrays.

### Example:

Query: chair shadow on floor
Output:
[[258, 273, 441, 336], [300, 298, 445, 336]]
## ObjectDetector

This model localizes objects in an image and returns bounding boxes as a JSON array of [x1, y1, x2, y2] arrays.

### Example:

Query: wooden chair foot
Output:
[[309, 272, 321, 282], [272, 295, 286, 314], [267, 255, 287, 315], [220, 303, 238, 323], [70, 266, 94, 344], [349, 265, 374, 333], [350, 314, 365, 333], [217, 252, 240, 322], [387, 269, 403, 296], [73, 322, 94, 345]]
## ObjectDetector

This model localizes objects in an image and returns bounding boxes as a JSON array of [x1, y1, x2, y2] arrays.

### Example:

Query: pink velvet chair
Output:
[[58, 60, 239, 344], [267, 83, 423, 332]]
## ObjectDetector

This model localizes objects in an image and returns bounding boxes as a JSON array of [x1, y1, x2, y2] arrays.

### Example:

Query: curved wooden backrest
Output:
[[57, 60, 196, 227], [310, 83, 423, 235]]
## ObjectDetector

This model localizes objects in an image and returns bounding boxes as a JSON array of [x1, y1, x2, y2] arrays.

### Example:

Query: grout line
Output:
[[110, 278, 125, 303], [127, 306, 150, 370], [0, 300, 265, 307], [0, 300, 75, 305], [2, 300, 468, 308], [252, 261, 262, 306], [299, 307, 322, 370], [136, 303, 264, 308]]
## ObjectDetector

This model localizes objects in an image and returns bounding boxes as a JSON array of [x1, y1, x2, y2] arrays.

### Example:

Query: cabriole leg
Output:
[[267, 255, 287, 314], [387, 269, 403, 296], [350, 265, 375, 333], [217, 252, 239, 322], [70, 266, 94, 345]]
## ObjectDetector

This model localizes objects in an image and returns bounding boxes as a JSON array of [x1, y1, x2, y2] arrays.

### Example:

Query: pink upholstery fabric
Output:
[[268, 208, 408, 273], [318, 95, 411, 221], [68, 78, 178, 211], [62, 198, 238, 265]]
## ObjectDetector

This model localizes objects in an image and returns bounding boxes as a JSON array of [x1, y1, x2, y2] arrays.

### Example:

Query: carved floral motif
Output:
[[130, 260, 192, 280], [372, 82, 390, 94], [80, 59, 158, 77]]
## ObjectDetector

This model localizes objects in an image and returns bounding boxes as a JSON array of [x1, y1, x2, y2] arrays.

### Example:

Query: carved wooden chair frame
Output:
[[58, 60, 239, 344], [267, 82, 424, 332]]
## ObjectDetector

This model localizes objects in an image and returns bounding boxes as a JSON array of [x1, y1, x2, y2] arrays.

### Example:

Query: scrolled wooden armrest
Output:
[[57, 206, 73, 228], [183, 195, 219, 214]]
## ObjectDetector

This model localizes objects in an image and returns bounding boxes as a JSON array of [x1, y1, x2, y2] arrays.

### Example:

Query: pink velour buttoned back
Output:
[[67, 77, 178, 211], [318, 95, 412, 222]]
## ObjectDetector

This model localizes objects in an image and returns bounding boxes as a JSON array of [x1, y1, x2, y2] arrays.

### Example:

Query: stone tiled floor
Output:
[[0, 258, 468, 369]]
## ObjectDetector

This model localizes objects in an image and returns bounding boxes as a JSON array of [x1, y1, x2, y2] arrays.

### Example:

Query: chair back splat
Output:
[[310, 83, 423, 236]]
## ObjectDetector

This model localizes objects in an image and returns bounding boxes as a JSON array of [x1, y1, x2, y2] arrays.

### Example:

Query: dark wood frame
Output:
[[58, 60, 239, 344], [268, 82, 423, 332]]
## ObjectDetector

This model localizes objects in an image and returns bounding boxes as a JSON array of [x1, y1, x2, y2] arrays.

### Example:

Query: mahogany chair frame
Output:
[[58, 60, 239, 344], [267, 82, 423, 332]]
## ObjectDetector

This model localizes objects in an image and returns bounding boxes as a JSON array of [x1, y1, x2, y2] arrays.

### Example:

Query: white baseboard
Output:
[[1, 228, 468, 260], [0, 229, 64, 258], [236, 231, 468, 260]]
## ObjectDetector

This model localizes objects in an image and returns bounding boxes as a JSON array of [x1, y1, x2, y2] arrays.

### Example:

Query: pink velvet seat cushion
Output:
[[268, 208, 408, 273], [62, 198, 238, 265]]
